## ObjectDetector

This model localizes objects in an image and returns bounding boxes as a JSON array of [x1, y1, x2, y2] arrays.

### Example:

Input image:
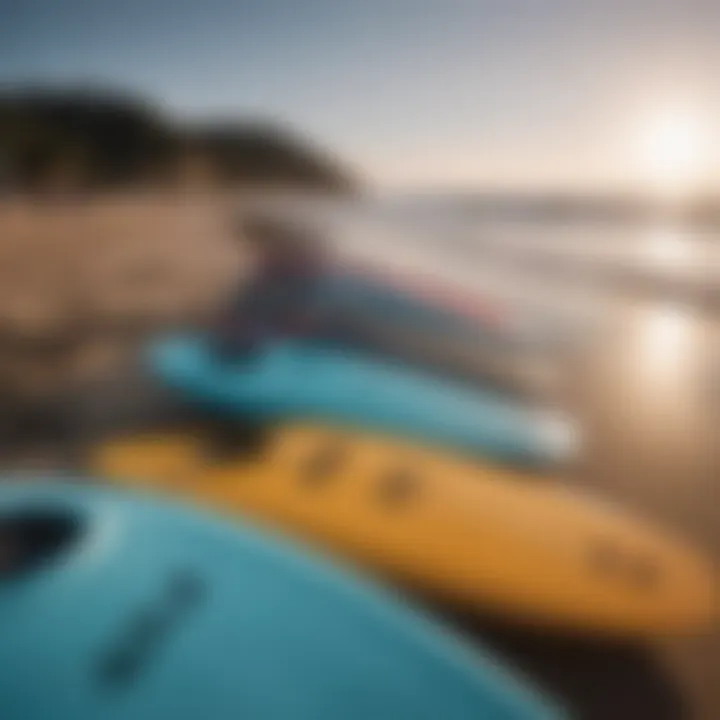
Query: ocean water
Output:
[[336, 198, 715, 295], [257, 195, 719, 369]]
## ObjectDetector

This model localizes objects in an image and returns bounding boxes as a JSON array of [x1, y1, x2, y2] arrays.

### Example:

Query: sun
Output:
[[636, 106, 709, 201]]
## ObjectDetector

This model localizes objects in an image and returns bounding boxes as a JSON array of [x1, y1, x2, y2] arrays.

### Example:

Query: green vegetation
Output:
[[0, 87, 355, 192]]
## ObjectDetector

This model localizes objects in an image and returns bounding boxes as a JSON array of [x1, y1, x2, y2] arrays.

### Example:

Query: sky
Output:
[[2, 0, 720, 193]]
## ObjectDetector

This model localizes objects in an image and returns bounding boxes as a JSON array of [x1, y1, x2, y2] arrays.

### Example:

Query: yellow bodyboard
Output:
[[91, 424, 716, 636]]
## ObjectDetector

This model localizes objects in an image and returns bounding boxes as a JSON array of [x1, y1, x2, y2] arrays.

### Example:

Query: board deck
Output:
[[92, 425, 716, 637], [148, 335, 576, 467], [0, 481, 560, 720], [310, 272, 560, 399], [318, 272, 513, 346]]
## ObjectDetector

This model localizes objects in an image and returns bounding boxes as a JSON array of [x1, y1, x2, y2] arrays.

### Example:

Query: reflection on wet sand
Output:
[[575, 298, 716, 513], [518, 295, 718, 720]]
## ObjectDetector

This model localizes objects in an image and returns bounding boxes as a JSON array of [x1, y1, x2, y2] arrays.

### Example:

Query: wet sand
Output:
[[454, 299, 719, 720]]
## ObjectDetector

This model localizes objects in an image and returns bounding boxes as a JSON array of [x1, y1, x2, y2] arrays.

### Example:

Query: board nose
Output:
[[530, 409, 582, 464]]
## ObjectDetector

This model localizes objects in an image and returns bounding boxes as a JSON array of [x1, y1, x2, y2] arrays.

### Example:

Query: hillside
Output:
[[0, 87, 356, 193]]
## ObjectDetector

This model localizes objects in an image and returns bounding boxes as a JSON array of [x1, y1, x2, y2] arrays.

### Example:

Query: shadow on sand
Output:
[[439, 606, 686, 720]]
